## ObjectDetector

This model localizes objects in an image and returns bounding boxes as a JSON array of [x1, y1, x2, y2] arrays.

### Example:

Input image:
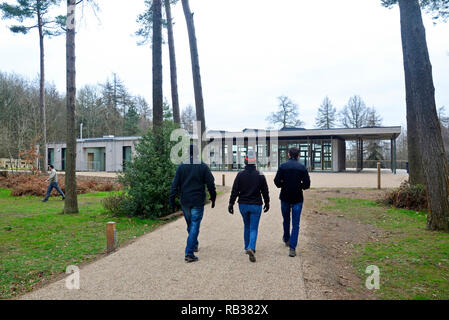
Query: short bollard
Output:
[[377, 162, 381, 190], [222, 174, 225, 186], [106, 222, 116, 253]]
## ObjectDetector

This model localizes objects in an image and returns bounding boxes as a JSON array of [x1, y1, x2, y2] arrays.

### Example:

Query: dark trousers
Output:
[[44, 182, 65, 200], [182, 205, 204, 256], [281, 201, 304, 250]]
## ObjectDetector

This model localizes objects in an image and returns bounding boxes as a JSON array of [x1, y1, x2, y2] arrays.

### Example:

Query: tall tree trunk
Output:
[[401, 17, 425, 186], [164, 0, 180, 126], [399, 0, 449, 231], [152, 0, 163, 130], [182, 0, 206, 145], [406, 94, 425, 184], [37, 7, 47, 174], [64, 0, 79, 214]]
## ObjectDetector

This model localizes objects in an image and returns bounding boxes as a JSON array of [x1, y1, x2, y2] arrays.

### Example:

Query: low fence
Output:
[[0, 170, 119, 183], [346, 160, 408, 170], [0, 158, 33, 170]]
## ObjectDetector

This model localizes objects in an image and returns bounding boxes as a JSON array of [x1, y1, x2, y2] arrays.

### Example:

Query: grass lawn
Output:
[[324, 197, 449, 300], [0, 188, 165, 299]]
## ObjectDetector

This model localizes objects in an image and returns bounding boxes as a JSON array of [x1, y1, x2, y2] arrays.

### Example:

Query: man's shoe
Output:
[[289, 249, 296, 257], [62, 197, 65, 201], [284, 239, 290, 247], [247, 249, 256, 263], [42, 199, 48, 202], [194, 245, 199, 253], [185, 255, 199, 263]]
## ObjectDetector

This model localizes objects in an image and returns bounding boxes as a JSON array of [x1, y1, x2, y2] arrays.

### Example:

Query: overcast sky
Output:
[[1, 0, 448, 132]]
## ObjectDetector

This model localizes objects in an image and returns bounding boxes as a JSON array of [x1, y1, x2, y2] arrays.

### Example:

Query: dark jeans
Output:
[[281, 201, 303, 250], [238, 204, 262, 251], [44, 182, 65, 200], [182, 205, 204, 256]]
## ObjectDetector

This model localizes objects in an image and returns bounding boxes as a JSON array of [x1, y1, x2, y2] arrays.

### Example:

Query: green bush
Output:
[[112, 122, 181, 219], [385, 181, 428, 212], [102, 193, 128, 216]]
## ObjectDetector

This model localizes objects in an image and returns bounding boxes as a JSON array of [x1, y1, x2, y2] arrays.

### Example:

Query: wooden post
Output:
[[222, 174, 225, 186], [106, 222, 116, 253], [377, 162, 381, 190]]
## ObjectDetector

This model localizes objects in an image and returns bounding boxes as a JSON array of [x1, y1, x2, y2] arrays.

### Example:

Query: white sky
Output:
[[1, 0, 448, 132]]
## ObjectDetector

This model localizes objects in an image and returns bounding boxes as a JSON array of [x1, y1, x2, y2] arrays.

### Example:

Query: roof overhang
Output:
[[203, 126, 402, 141]]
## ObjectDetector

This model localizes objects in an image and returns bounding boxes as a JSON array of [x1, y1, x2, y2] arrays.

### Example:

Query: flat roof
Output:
[[76, 136, 141, 143], [205, 126, 401, 140], [47, 126, 402, 145], [47, 136, 141, 145]]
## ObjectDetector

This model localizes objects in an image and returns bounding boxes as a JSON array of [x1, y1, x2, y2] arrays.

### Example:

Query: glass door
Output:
[[279, 148, 288, 165], [312, 142, 322, 171], [299, 143, 308, 167]]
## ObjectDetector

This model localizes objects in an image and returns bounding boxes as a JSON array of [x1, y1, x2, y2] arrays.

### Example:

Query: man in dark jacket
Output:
[[169, 145, 217, 263], [228, 150, 270, 263], [274, 147, 311, 257]]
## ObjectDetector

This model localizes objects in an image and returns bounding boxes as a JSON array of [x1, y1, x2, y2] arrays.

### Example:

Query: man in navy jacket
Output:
[[170, 145, 216, 263], [274, 147, 311, 257]]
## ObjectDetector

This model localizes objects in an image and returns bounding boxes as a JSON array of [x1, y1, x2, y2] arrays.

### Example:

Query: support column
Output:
[[227, 139, 234, 171], [221, 138, 226, 171], [321, 140, 325, 171], [390, 139, 394, 173], [356, 138, 362, 172], [308, 137, 312, 171], [393, 138, 397, 174], [360, 138, 363, 171]]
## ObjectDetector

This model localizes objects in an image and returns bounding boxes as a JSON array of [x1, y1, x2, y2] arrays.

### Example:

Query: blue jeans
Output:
[[238, 204, 262, 251], [182, 205, 204, 256], [281, 201, 303, 250], [44, 182, 65, 200]]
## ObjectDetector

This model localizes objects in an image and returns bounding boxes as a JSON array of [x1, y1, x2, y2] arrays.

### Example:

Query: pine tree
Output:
[[182, 0, 206, 145], [366, 107, 384, 164], [136, 0, 180, 125], [0, 0, 65, 173], [123, 104, 140, 136], [315, 96, 336, 129]]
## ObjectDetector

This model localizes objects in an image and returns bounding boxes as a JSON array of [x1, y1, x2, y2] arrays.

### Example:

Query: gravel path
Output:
[[21, 179, 310, 300]]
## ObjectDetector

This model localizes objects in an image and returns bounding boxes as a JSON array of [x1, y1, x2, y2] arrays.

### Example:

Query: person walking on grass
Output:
[[169, 145, 217, 263], [228, 150, 270, 263], [42, 165, 65, 202], [274, 147, 310, 257]]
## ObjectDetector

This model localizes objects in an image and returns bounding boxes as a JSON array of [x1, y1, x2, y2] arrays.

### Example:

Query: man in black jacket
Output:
[[274, 147, 311, 257], [228, 150, 270, 263], [170, 145, 217, 263]]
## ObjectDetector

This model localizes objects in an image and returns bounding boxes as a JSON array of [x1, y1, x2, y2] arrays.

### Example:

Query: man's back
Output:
[[229, 165, 269, 206], [170, 162, 216, 208], [274, 159, 310, 204]]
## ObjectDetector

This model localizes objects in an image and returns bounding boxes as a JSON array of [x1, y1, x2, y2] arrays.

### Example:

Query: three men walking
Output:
[[170, 145, 310, 263]]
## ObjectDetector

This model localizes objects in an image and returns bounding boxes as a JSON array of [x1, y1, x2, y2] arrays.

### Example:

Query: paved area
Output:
[[22, 179, 309, 300], [72, 169, 408, 189], [214, 170, 408, 189]]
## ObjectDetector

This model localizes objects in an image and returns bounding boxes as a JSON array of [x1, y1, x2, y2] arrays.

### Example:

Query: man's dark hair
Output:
[[288, 147, 300, 160], [49, 164, 54, 169]]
